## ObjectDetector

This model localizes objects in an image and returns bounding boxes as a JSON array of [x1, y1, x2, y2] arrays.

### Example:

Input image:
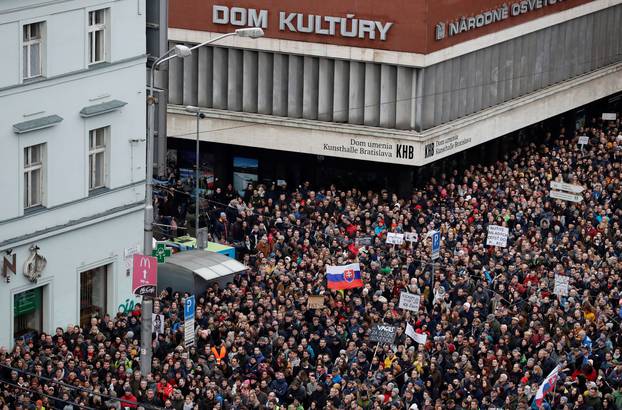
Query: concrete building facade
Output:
[[0, 0, 146, 347], [163, 0, 622, 189]]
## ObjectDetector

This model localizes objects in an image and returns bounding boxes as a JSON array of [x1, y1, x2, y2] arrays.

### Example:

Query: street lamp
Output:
[[141, 27, 264, 377], [184, 105, 205, 245]]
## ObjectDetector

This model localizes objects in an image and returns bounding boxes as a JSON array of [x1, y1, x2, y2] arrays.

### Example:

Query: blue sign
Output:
[[184, 295, 195, 321], [431, 231, 441, 261]]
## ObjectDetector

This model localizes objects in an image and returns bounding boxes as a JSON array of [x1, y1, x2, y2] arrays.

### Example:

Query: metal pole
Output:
[[195, 112, 200, 240], [141, 64, 159, 377]]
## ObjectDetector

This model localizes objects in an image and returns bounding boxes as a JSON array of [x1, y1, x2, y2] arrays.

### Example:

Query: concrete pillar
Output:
[[197, 46, 213, 108], [348, 61, 365, 124], [318, 58, 334, 122], [272, 53, 288, 116], [212, 47, 228, 109], [258, 52, 273, 115], [379, 64, 397, 128], [333, 60, 349, 122], [415, 68, 424, 131], [228, 49, 243, 111], [364, 63, 380, 126], [395, 66, 413, 130], [242, 50, 258, 113], [302, 56, 319, 120], [168, 54, 183, 105], [287, 55, 303, 118], [182, 50, 197, 106]]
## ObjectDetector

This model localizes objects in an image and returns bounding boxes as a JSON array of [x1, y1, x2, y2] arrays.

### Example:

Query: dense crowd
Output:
[[2, 118, 622, 410]]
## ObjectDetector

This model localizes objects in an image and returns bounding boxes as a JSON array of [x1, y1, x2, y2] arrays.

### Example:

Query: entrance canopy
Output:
[[157, 250, 247, 295]]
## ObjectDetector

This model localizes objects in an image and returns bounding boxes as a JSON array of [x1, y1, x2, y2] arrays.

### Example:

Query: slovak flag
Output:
[[326, 263, 364, 290], [533, 365, 561, 409]]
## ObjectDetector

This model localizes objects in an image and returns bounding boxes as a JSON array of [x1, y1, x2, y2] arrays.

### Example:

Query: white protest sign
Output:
[[578, 136, 589, 146], [554, 275, 570, 297], [486, 225, 509, 247], [550, 181, 585, 193], [404, 232, 418, 243], [152, 313, 164, 334], [386, 232, 405, 245], [399, 292, 421, 312], [406, 323, 427, 344], [602, 113, 617, 121], [550, 190, 582, 203]]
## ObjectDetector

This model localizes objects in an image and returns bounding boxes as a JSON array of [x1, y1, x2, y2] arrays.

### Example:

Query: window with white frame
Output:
[[23, 22, 43, 79], [88, 9, 107, 65], [89, 127, 107, 190], [24, 144, 45, 208]]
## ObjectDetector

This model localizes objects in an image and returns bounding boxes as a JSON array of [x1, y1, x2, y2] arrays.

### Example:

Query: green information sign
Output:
[[14, 288, 41, 316]]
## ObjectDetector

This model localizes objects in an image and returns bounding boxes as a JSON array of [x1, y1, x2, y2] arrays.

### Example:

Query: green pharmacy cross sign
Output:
[[152, 242, 172, 263]]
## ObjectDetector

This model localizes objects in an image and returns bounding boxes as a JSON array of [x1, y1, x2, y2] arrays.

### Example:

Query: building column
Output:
[[333, 60, 349, 122], [379, 64, 397, 128], [364, 63, 380, 126], [318, 58, 334, 122], [258, 52, 273, 115], [302, 56, 319, 120], [242, 50, 258, 113]]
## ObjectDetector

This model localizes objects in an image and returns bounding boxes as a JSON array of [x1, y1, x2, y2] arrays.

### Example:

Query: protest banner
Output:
[[404, 232, 418, 243], [406, 323, 427, 344], [386, 232, 405, 245], [486, 225, 509, 247], [398, 292, 421, 312], [554, 275, 570, 297], [369, 324, 397, 344]]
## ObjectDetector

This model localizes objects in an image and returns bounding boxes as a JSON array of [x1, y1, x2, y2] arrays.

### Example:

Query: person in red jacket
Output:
[[120, 386, 138, 409]]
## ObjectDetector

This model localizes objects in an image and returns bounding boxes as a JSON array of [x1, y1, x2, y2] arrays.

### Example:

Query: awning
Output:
[[157, 250, 248, 294], [79, 99, 127, 118], [13, 115, 63, 134]]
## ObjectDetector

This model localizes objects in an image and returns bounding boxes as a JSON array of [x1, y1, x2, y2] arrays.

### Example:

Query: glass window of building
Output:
[[80, 265, 108, 328]]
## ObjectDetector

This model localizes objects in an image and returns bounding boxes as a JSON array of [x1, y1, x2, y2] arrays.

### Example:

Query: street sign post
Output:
[[184, 295, 196, 347], [431, 231, 440, 261]]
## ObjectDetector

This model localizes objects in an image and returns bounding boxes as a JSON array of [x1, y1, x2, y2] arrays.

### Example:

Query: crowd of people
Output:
[[1, 117, 622, 410]]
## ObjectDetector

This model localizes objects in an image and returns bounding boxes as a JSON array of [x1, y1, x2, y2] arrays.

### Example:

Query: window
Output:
[[24, 144, 44, 208], [88, 9, 107, 64], [23, 22, 43, 79], [80, 266, 108, 328], [89, 127, 107, 190]]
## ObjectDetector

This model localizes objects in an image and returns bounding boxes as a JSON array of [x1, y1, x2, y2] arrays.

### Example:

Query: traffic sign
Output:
[[184, 295, 196, 347], [550, 181, 584, 193], [550, 190, 582, 203], [431, 231, 440, 260], [184, 295, 195, 320]]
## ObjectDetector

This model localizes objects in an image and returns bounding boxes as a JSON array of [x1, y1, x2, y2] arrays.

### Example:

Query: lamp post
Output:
[[184, 106, 205, 243], [141, 27, 264, 377]]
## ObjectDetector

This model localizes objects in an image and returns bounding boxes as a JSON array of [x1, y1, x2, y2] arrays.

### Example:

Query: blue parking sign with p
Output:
[[431, 231, 441, 260], [184, 295, 195, 320]]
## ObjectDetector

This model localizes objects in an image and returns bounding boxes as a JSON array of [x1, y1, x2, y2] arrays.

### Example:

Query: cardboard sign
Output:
[[486, 225, 509, 247], [578, 136, 589, 145], [404, 232, 418, 242], [369, 324, 397, 344], [152, 314, 164, 334], [554, 275, 570, 297], [307, 296, 325, 309], [132, 254, 158, 297], [386, 232, 405, 245], [398, 292, 421, 312]]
